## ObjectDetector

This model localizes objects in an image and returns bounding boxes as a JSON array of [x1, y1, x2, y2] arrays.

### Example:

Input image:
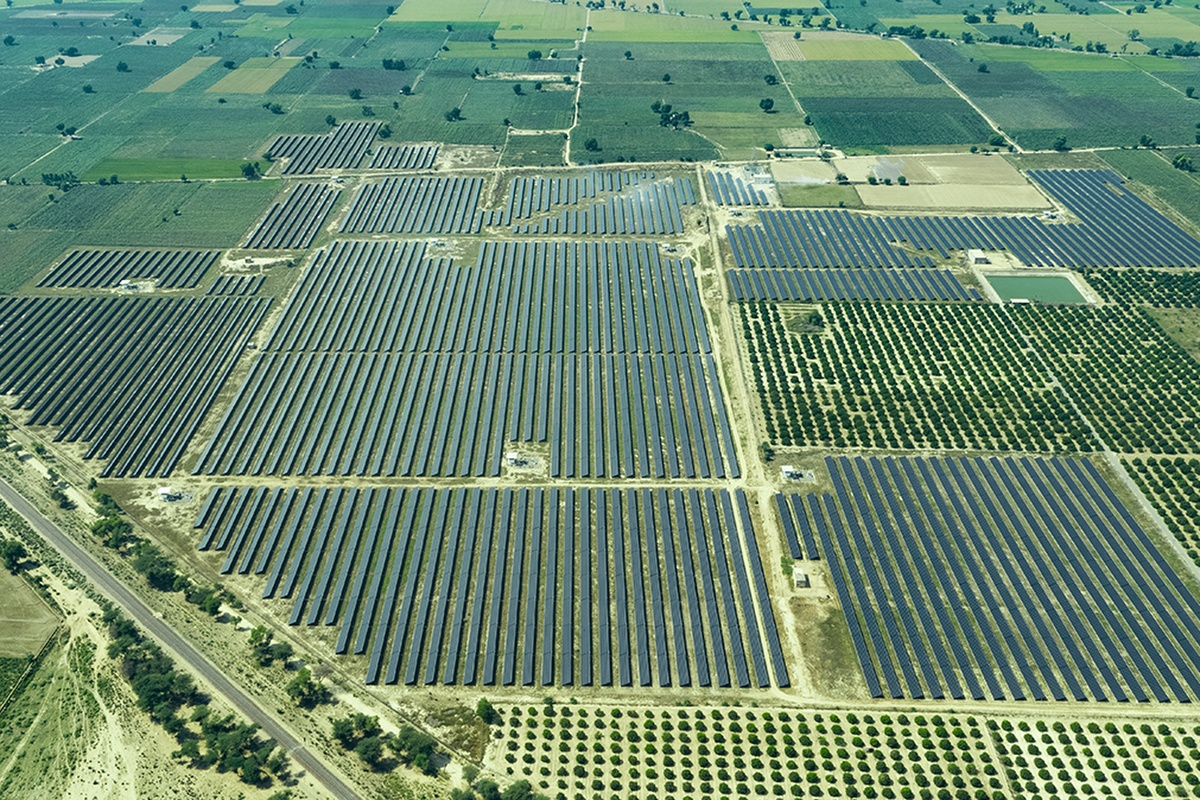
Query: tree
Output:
[[82, 84, 94, 93], [1129, 28, 1141, 40], [501, 780, 537, 800], [1173, 153, 1194, 172], [662, 73, 671, 82], [1187, 86, 1196, 98], [325, 114, 337, 126], [764, 74, 777, 85], [977, 62, 988, 72], [476, 697, 500, 724], [624, 50, 633, 59], [116, 61, 129, 72], [2, 34, 14, 46], [286, 668, 328, 708], [759, 97, 775, 113], [1, 540, 27, 574], [241, 161, 260, 180], [331, 717, 357, 747], [355, 736, 385, 769], [444, 107, 462, 121], [513, 83, 523, 95], [1052, 135, 1069, 151], [583, 137, 600, 152], [527, 49, 543, 59], [348, 87, 362, 100]]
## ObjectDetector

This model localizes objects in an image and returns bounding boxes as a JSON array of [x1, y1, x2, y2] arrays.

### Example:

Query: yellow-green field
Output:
[[232, 12, 294, 37], [388, 0, 586, 39], [81, 158, 248, 182], [205, 57, 300, 93], [0, 571, 57, 659], [142, 56, 220, 93], [762, 31, 918, 61], [587, 9, 765, 42]]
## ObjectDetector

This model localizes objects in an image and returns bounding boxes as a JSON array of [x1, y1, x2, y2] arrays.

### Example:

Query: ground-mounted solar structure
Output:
[[510, 176, 696, 236], [793, 454, 1200, 703], [194, 239, 739, 478], [37, 248, 220, 290], [339, 176, 501, 234], [707, 169, 771, 206], [194, 486, 788, 689], [0, 295, 269, 477], [366, 144, 439, 170], [244, 182, 342, 249], [728, 170, 1200, 269], [268, 121, 380, 175]]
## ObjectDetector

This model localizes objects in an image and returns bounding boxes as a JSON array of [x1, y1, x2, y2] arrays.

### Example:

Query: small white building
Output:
[[967, 248, 990, 265]]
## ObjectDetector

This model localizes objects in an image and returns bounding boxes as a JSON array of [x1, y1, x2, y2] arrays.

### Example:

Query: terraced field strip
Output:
[[195, 487, 788, 689]]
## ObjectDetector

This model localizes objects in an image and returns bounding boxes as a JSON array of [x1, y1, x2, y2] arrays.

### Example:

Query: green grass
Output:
[[777, 182, 862, 208], [81, 158, 248, 182], [500, 132, 566, 166]]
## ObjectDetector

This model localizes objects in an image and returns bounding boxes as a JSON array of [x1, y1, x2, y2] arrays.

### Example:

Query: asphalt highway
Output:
[[0, 477, 359, 800]]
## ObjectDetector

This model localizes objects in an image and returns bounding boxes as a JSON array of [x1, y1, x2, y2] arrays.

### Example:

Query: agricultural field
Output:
[[1126, 456, 1200, 567], [0, 570, 57, 663], [911, 40, 1200, 150]]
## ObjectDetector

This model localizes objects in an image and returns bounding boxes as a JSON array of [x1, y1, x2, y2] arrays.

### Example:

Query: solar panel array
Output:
[[804, 455, 1200, 703], [512, 177, 696, 236], [729, 268, 979, 302], [0, 295, 269, 477], [366, 144, 439, 170], [707, 170, 770, 206], [339, 176, 496, 234], [269, 121, 379, 175], [504, 170, 658, 219], [729, 170, 1200, 269], [206, 274, 265, 296], [194, 486, 789, 689], [194, 239, 739, 478], [38, 248, 219, 290], [244, 182, 341, 249]]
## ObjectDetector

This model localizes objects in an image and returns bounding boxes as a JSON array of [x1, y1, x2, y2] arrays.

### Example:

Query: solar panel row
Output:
[[194, 486, 789, 689]]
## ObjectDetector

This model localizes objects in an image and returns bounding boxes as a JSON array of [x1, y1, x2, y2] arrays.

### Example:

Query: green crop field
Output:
[[913, 40, 1200, 149]]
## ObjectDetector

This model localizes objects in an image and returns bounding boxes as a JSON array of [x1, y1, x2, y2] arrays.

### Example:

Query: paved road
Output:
[[0, 477, 358, 800]]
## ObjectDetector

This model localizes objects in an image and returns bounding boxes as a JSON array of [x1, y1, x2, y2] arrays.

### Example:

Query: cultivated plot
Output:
[[740, 301, 1092, 452], [194, 487, 787, 689], [803, 455, 1200, 703]]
